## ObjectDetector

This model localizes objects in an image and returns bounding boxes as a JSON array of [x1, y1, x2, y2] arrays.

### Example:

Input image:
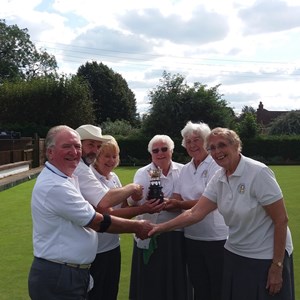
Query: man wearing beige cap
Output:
[[74, 124, 143, 212]]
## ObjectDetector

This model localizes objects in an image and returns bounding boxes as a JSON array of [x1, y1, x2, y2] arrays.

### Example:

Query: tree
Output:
[[235, 105, 260, 138], [101, 119, 141, 138], [0, 19, 57, 82], [236, 113, 259, 139], [77, 61, 138, 125], [237, 105, 256, 121], [142, 71, 235, 138], [0, 75, 95, 136], [268, 111, 300, 135]]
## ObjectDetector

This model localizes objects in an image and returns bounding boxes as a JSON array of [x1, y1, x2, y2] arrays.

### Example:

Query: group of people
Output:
[[28, 122, 295, 300]]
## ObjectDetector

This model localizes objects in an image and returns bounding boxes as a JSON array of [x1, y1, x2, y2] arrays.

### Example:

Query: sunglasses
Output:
[[152, 147, 168, 154]]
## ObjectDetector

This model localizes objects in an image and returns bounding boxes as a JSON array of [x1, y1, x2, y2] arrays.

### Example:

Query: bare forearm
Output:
[[273, 219, 288, 264], [107, 215, 140, 234], [150, 196, 217, 236], [108, 206, 146, 219], [178, 199, 198, 210], [98, 184, 142, 210], [98, 188, 133, 209], [87, 213, 139, 233], [158, 209, 198, 232], [264, 199, 288, 264]]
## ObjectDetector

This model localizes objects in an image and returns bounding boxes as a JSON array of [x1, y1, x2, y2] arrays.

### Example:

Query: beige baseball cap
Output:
[[76, 124, 112, 142]]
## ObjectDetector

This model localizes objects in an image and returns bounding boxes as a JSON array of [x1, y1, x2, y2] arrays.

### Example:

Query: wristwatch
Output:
[[272, 261, 283, 268]]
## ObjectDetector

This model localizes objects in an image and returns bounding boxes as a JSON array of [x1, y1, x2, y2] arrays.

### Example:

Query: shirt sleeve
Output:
[[75, 162, 109, 207], [202, 170, 220, 203], [133, 167, 151, 202], [253, 166, 283, 206], [45, 182, 96, 227]]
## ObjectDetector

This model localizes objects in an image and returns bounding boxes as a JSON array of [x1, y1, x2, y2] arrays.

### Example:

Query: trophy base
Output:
[[147, 186, 164, 203]]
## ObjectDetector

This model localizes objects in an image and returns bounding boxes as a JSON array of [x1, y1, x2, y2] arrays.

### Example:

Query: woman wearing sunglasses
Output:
[[128, 135, 190, 300]]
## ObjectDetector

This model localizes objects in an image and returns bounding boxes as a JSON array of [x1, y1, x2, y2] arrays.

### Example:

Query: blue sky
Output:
[[1, 0, 300, 115]]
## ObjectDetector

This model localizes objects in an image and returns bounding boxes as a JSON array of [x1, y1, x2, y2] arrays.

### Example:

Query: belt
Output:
[[40, 258, 91, 269], [63, 262, 91, 269]]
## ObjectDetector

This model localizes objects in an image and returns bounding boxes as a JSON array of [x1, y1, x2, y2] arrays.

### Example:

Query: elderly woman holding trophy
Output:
[[128, 135, 190, 300]]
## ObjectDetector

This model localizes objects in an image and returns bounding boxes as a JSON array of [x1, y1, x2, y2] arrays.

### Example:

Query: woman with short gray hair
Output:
[[165, 121, 228, 300], [129, 134, 190, 300]]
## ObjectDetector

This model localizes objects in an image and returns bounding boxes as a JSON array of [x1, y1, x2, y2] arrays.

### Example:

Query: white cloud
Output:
[[239, 0, 300, 35], [1, 0, 300, 116]]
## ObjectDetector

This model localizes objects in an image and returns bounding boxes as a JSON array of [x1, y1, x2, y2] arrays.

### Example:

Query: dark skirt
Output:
[[129, 231, 190, 300], [186, 238, 226, 300], [222, 249, 295, 300], [88, 246, 121, 300]]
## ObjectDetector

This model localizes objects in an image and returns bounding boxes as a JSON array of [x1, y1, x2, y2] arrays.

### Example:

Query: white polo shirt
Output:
[[174, 155, 228, 241], [90, 165, 121, 254], [31, 162, 98, 264], [74, 159, 109, 207], [133, 161, 184, 224], [203, 155, 293, 259], [132, 161, 183, 249]]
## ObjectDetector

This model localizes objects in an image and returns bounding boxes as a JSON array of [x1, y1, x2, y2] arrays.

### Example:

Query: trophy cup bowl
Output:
[[147, 167, 164, 203]]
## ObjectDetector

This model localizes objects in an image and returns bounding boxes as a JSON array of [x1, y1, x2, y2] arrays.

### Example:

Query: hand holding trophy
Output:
[[147, 167, 164, 203]]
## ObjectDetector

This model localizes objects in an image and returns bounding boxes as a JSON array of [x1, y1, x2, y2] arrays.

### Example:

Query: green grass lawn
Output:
[[0, 165, 299, 300]]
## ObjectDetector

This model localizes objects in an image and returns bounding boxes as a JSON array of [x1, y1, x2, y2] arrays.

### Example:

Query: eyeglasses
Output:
[[207, 142, 229, 152], [152, 147, 168, 154], [185, 137, 202, 145]]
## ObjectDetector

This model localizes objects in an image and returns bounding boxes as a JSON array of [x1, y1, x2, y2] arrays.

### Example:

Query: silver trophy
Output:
[[147, 167, 164, 203]]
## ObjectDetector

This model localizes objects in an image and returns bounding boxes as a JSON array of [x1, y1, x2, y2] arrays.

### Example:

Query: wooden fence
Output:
[[0, 137, 45, 168]]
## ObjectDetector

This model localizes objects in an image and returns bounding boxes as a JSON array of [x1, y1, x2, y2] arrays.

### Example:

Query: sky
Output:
[[1, 0, 300, 116]]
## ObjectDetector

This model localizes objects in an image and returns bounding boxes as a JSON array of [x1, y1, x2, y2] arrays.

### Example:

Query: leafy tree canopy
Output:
[[268, 111, 300, 135], [101, 119, 141, 138], [0, 75, 95, 136], [0, 19, 57, 83], [77, 61, 139, 125], [237, 105, 256, 121], [236, 112, 259, 139], [142, 71, 236, 138], [235, 105, 260, 138]]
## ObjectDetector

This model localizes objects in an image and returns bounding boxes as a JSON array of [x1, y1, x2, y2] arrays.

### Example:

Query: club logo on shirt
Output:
[[201, 170, 208, 178], [238, 183, 246, 194]]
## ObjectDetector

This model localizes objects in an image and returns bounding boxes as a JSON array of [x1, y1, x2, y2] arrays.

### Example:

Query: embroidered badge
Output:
[[238, 183, 245, 194], [202, 170, 208, 178]]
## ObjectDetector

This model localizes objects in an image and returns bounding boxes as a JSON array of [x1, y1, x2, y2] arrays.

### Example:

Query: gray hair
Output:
[[45, 125, 80, 158], [181, 121, 211, 148], [147, 135, 175, 153]]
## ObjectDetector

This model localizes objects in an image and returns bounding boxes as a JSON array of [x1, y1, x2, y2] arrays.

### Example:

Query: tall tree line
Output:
[[3, 19, 299, 139], [0, 20, 139, 136]]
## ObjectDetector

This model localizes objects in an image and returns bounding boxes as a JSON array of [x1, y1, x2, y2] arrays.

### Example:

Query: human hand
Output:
[[135, 220, 153, 240], [266, 263, 283, 296], [142, 199, 165, 214], [164, 198, 180, 211], [130, 184, 144, 201], [148, 223, 163, 237]]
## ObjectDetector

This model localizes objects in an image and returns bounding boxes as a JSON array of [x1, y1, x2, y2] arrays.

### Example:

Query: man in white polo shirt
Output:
[[28, 125, 151, 299], [74, 124, 143, 212]]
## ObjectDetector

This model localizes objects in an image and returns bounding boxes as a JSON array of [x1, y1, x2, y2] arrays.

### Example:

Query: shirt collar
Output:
[[45, 161, 68, 179]]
